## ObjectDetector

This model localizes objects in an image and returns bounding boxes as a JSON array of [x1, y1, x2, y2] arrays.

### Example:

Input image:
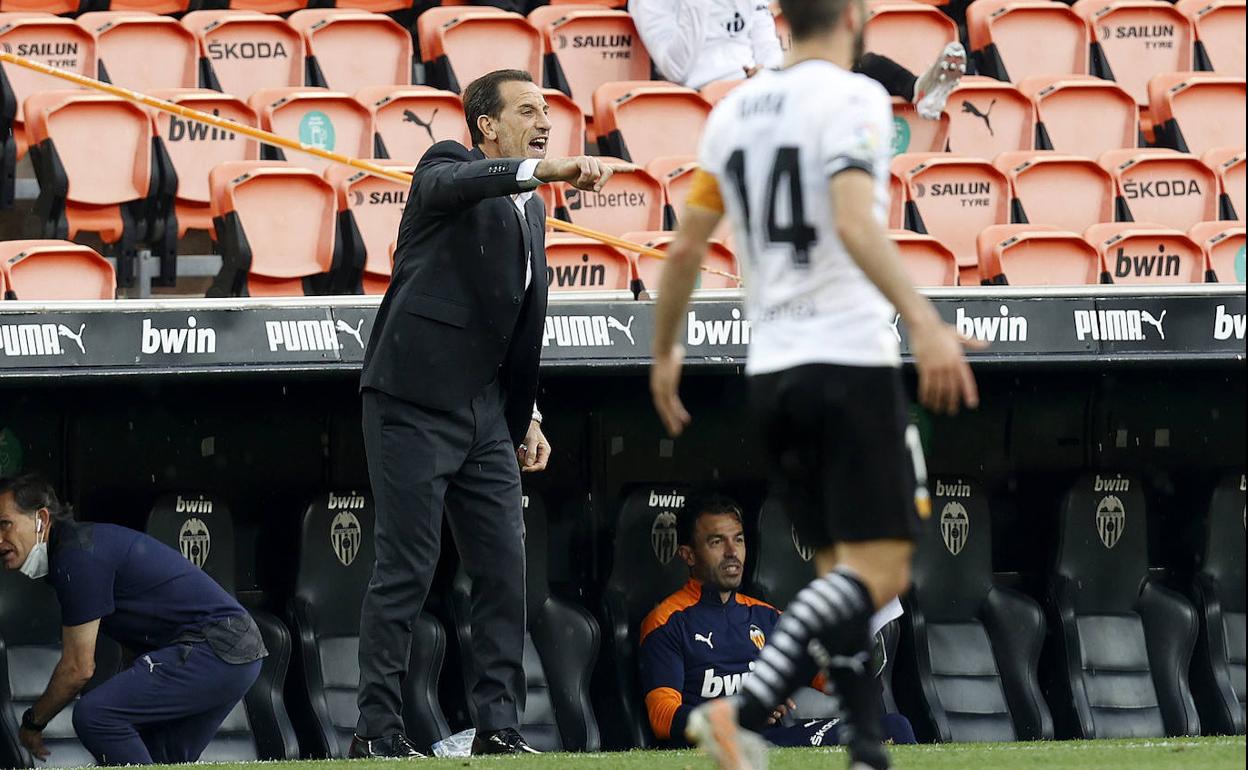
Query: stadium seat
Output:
[[994, 151, 1116, 232], [1188, 221, 1246, 283], [892, 153, 1011, 283], [646, 155, 695, 228], [208, 160, 341, 297], [448, 494, 601, 752], [289, 9, 413, 95], [24, 90, 160, 285], [145, 493, 299, 761], [864, 2, 959, 78], [1203, 147, 1245, 220], [557, 163, 662, 238], [530, 8, 651, 116], [1099, 148, 1219, 230], [892, 98, 950, 155], [77, 12, 199, 93], [0, 239, 115, 300], [309, 0, 407, 13], [289, 491, 450, 757], [698, 78, 744, 106], [593, 81, 710, 166], [542, 87, 588, 158], [248, 87, 373, 175], [324, 159, 411, 294], [544, 233, 633, 292], [900, 477, 1052, 742], [181, 11, 305, 99], [977, 224, 1104, 285], [1073, 0, 1194, 105], [354, 85, 468, 163], [890, 168, 905, 229], [967, 0, 1090, 82], [1189, 472, 1247, 735], [0, 264, 6, 298], [597, 485, 692, 749], [622, 231, 740, 292], [1147, 72, 1246, 156], [944, 77, 1036, 160], [891, 230, 959, 287], [1020, 75, 1139, 158], [1085, 221, 1205, 283], [1176, 0, 1245, 76], [416, 7, 543, 94], [1048, 473, 1201, 738], [103, 0, 191, 13]]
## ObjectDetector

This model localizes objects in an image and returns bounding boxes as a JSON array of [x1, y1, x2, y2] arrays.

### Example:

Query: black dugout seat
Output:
[[901, 478, 1052, 742], [289, 491, 449, 757], [597, 486, 691, 749], [449, 494, 600, 751], [1189, 471, 1246, 735], [1048, 472, 1201, 738], [146, 493, 298, 760]]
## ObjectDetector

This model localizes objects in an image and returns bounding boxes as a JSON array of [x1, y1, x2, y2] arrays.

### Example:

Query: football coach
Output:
[[354, 69, 632, 757], [0, 473, 266, 765]]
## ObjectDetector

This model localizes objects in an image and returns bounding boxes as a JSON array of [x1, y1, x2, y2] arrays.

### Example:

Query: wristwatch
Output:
[[21, 708, 46, 733]]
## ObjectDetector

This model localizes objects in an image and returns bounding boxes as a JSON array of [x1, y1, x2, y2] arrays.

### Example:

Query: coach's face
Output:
[[0, 492, 45, 571], [485, 80, 552, 159], [681, 513, 746, 593]]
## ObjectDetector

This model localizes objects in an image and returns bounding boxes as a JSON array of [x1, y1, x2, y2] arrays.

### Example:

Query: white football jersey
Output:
[[698, 59, 900, 374]]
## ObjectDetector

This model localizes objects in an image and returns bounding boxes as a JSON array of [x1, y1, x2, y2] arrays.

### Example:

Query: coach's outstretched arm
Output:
[[830, 170, 984, 415]]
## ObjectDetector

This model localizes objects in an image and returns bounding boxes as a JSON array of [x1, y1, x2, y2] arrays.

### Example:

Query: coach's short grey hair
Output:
[[463, 69, 534, 146]]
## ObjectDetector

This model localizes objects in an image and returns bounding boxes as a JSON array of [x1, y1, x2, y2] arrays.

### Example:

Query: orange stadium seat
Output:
[[622, 230, 741, 291], [216, 0, 304, 14], [892, 98, 950, 155], [977, 224, 1104, 285], [890, 230, 959, 287], [289, 9, 413, 95], [699, 79, 744, 106], [543, 233, 633, 292], [889, 168, 905, 229], [542, 87, 587, 158], [0, 240, 115, 301], [1188, 220, 1245, 282], [209, 160, 339, 297], [1085, 221, 1206, 283], [24, 91, 158, 271], [77, 12, 199, 93], [646, 155, 696, 228], [557, 162, 663, 237], [593, 81, 710, 166], [967, 0, 1090, 82], [355, 85, 468, 163], [324, 160, 412, 295], [181, 11, 304, 99], [864, 2, 959, 77], [994, 151, 1116, 232], [1072, 0, 1194, 105], [892, 153, 1011, 284], [150, 89, 259, 240], [530, 8, 651, 116], [943, 77, 1036, 160], [772, 7, 792, 54], [416, 8, 543, 94], [104, 0, 191, 13], [248, 88, 374, 175], [1176, 0, 1245, 76], [1147, 72, 1246, 156], [1202, 147, 1245, 219], [1100, 148, 1218, 229], [0, 0, 76, 14], [313, 0, 408, 12], [1020, 75, 1139, 158]]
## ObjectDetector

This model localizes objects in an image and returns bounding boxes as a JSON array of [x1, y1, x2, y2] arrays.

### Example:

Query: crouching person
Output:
[[0, 474, 266, 765]]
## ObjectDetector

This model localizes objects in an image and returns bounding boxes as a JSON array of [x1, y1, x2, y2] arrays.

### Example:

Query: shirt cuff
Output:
[[517, 158, 543, 190], [531, 403, 543, 424]]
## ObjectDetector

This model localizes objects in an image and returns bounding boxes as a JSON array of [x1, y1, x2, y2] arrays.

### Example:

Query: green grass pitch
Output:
[[164, 737, 1244, 770]]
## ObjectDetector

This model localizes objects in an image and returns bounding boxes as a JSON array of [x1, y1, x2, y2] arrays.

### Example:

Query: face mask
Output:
[[18, 516, 48, 580]]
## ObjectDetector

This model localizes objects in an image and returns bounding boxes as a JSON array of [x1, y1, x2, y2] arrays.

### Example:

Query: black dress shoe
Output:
[[471, 727, 541, 755], [348, 733, 426, 758]]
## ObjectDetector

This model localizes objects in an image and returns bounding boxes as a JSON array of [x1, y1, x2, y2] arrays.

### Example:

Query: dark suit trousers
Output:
[[356, 381, 526, 737]]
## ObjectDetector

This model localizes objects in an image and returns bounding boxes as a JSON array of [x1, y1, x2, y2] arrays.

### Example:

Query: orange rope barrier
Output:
[[0, 52, 743, 284]]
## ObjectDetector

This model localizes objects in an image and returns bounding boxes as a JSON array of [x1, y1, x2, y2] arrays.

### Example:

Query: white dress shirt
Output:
[[515, 157, 542, 425]]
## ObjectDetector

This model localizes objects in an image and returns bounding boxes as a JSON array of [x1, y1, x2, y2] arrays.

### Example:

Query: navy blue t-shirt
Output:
[[47, 520, 248, 654]]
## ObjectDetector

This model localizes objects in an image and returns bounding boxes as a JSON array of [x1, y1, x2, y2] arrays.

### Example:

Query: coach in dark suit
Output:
[[353, 69, 628, 758]]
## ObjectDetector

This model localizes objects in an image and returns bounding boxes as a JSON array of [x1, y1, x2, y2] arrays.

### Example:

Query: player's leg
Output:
[[852, 45, 967, 121]]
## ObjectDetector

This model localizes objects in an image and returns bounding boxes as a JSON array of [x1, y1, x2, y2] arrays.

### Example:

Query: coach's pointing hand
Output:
[[536, 156, 636, 192]]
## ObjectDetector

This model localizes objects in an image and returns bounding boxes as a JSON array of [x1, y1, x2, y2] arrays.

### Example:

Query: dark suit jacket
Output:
[[361, 141, 549, 446]]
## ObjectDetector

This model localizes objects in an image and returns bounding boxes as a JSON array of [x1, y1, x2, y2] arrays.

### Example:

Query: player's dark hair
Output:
[[678, 491, 744, 546], [0, 472, 73, 522], [463, 69, 535, 146], [779, 0, 853, 42]]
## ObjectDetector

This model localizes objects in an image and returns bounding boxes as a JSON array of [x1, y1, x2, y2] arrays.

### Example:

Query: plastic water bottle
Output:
[[431, 728, 476, 757]]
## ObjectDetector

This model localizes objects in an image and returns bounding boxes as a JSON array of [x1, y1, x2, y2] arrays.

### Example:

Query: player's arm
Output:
[[830, 170, 981, 414], [639, 620, 692, 741], [650, 169, 725, 437]]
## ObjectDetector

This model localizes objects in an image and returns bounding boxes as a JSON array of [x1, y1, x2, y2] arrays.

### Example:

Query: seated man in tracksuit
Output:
[[0, 473, 266, 765], [639, 492, 914, 748]]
